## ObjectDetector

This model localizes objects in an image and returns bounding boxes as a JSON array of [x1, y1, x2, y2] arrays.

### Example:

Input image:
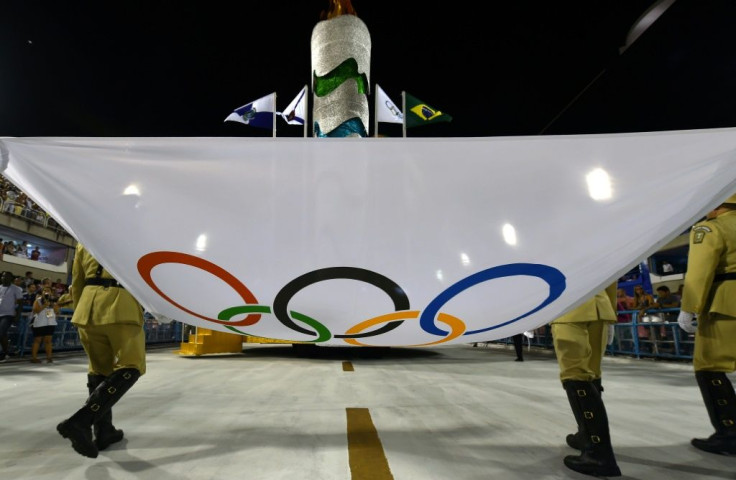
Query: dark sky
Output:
[[1, 0, 734, 138]]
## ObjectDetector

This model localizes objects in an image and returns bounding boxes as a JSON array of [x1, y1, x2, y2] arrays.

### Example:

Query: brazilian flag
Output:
[[404, 93, 452, 128]]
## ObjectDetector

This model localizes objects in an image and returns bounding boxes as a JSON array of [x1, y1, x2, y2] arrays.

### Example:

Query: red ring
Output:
[[137, 251, 261, 326]]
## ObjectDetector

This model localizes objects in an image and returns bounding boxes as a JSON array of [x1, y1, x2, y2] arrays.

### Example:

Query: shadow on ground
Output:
[[241, 344, 443, 360]]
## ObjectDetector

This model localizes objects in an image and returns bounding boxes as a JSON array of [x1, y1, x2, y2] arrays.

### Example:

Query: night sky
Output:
[[2, 0, 735, 138]]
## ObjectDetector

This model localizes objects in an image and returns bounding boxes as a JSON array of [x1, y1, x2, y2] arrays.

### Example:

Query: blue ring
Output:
[[419, 263, 566, 336]]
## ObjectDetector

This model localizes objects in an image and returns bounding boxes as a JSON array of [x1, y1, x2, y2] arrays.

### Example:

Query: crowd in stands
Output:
[[0, 176, 66, 232], [0, 176, 71, 266], [13, 271, 70, 311], [1, 238, 47, 262]]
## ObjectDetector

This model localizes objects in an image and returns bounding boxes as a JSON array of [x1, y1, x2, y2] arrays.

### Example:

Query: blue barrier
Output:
[[4, 311, 182, 358], [608, 308, 693, 359], [493, 307, 694, 361]]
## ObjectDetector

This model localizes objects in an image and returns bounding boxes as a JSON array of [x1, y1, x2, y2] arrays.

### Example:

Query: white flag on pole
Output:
[[375, 84, 404, 124], [224, 93, 276, 129], [280, 86, 307, 125]]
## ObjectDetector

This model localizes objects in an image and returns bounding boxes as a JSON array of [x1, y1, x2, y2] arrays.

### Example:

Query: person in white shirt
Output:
[[0, 271, 24, 362]]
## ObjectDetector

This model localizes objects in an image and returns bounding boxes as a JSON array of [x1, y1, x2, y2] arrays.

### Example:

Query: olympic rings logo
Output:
[[137, 252, 566, 346]]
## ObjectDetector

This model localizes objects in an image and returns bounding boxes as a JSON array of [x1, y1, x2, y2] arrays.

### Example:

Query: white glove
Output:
[[607, 324, 615, 345], [677, 311, 697, 333]]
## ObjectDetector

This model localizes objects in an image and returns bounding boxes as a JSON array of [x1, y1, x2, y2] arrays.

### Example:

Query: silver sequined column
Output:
[[311, 14, 371, 137]]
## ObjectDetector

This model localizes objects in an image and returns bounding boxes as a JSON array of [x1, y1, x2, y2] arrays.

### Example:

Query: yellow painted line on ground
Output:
[[343, 361, 354, 371], [346, 407, 394, 480]]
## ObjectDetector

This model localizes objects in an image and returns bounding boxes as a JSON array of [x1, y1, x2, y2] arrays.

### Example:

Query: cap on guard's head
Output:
[[723, 193, 736, 206]]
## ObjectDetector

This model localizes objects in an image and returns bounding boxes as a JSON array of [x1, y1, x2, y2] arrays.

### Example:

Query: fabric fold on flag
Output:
[[224, 93, 276, 129], [375, 85, 403, 124], [280, 86, 307, 125], [404, 92, 452, 128]]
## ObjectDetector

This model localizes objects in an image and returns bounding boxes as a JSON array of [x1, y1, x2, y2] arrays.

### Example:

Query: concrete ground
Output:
[[1, 343, 734, 480]]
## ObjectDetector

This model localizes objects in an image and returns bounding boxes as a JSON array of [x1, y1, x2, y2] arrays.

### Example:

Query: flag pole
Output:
[[373, 83, 378, 138], [303, 84, 308, 138], [310, 72, 314, 137], [273, 92, 277, 138], [401, 91, 407, 138]]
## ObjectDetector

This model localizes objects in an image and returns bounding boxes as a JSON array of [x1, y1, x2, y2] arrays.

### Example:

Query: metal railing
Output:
[[493, 307, 694, 361], [0, 198, 69, 235], [4, 310, 182, 358]]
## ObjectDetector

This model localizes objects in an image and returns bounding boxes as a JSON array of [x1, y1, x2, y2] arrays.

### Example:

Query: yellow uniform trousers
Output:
[[551, 321, 608, 382], [78, 324, 146, 376], [693, 313, 736, 372]]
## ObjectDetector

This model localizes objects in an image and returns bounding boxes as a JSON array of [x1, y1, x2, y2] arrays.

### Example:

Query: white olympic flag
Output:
[[1, 130, 735, 346]]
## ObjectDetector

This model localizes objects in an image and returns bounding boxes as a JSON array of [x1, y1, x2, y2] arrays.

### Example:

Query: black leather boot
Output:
[[566, 378, 603, 450], [87, 374, 125, 450], [562, 380, 621, 477], [57, 368, 140, 458], [692, 371, 736, 455]]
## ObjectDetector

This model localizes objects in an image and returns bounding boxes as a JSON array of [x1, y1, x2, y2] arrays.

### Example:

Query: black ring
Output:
[[271, 267, 410, 338]]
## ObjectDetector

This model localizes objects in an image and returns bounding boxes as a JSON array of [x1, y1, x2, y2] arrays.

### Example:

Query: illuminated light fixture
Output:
[[586, 168, 612, 201], [123, 184, 141, 196], [460, 253, 470, 266], [435, 270, 443, 281], [195, 234, 207, 252], [502, 223, 517, 246]]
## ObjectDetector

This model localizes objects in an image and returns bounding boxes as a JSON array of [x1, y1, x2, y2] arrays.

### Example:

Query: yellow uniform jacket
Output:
[[551, 282, 618, 324], [681, 210, 736, 317], [71, 243, 144, 327]]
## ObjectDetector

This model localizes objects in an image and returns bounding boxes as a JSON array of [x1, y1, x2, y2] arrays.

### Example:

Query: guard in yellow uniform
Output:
[[57, 243, 146, 458], [678, 192, 736, 455], [551, 282, 620, 477]]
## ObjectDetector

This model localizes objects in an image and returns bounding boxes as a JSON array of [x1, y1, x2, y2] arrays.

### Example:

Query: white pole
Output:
[[310, 69, 314, 137], [374, 83, 378, 138], [273, 92, 277, 138], [303, 84, 308, 138], [401, 91, 407, 138]]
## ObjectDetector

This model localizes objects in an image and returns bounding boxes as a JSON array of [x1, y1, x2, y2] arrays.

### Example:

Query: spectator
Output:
[[23, 283, 38, 308], [53, 279, 66, 296], [614, 288, 635, 349], [3, 189, 17, 214], [15, 241, 27, 258], [14, 192, 27, 216], [650, 285, 681, 348], [0, 271, 24, 363], [30, 246, 41, 261], [632, 285, 655, 347], [57, 286, 74, 311], [29, 285, 59, 363], [615, 288, 634, 320], [34, 209, 46, 224], [23, 271, 35, 289], [652, 285, 680, 322]]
